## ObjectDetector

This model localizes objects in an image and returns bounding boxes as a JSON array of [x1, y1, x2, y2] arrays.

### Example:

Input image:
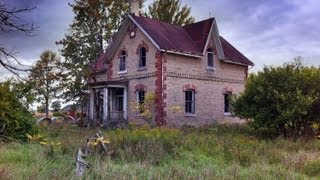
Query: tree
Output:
[[146, 0, 195, 25], [28, 51, 64, 118], [0, 2, 37, 77], [51, 101, 61, 112], [57, 0, 143, 126], [56, 0, 132, 102], [233, 58, 320, 138], [0, 81, 38, 141]]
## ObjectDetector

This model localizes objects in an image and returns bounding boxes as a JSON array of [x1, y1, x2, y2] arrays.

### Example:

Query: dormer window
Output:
[[139, 47, 146, 68], [207, 48, 214, 68], [119, 50, 126, 72]]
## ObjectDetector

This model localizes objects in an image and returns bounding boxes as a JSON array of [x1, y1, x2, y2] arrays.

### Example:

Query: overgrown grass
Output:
[[1, 123, 320, 179]]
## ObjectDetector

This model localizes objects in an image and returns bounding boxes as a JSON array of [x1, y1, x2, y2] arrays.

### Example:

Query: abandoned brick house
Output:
[[88, 7, 254, 127]]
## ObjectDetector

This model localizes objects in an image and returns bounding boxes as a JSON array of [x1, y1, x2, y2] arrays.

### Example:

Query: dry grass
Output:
[[1, 124, 320, 179]]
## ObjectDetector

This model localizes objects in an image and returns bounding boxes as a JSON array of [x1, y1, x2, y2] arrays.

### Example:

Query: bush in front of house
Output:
[[0, 81, 38, 141], [233, 57, 320, 138]]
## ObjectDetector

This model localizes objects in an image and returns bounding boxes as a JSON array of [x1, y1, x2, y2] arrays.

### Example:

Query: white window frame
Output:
[[119, 51, 126, 72], [185, 90, 195, 115], [224, 93, 232, 116], [207, 49, 215, 70], [138, 47, 147, 69]]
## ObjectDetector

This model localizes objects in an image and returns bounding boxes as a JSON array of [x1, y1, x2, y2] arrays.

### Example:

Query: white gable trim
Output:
[[163, 50, 203, 58], [128, 14, 160, 50], [222, 59, 251, 66], [203, 19, 225, 59]]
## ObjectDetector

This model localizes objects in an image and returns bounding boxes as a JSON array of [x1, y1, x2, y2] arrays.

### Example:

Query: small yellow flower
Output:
[[40, 141, 48, 145]]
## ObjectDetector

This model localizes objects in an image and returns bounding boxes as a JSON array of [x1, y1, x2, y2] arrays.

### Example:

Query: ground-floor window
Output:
[[137, 90, 145, 113], [224, 93, 231, 113], [185, 90, 195, 114]]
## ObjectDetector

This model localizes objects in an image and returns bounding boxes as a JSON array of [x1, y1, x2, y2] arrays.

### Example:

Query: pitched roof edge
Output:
[[162, 49, 203, 58], [129, 14, 160, 50], [221, 59, 254, 66], [105, 16, 131, 62], [219, 36, 254, 66]]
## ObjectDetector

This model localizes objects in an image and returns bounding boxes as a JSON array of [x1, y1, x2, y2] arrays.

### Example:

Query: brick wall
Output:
[[93, 21, 249, 127]]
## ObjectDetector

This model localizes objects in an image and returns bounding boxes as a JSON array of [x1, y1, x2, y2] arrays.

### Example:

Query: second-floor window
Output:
[[119, 50, 126, 71], [207, 48, 214, 68], [139, 47, 146, 68]]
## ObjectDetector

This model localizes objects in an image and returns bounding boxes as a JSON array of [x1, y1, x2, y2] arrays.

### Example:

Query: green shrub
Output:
[[0, 82, 38, 141], [233, 58, 320, 138]]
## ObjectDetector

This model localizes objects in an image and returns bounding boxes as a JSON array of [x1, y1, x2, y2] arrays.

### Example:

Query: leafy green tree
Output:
[[233, 58, 320, 138], [146, 0, 195, 25], [51, 101, 61, 112], [28, 51, 64, 118], [0, 81, 38, 141], [56, 0, 132, 103], [37, 103, 46, 113]]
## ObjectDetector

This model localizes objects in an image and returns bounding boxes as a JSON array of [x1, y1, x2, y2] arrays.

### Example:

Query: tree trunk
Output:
[[45, 96, 49, 118]]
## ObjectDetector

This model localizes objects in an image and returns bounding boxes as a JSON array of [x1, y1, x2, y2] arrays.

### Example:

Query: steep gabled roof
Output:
[[131, 15, 203, 56], [183, 18, 214, 52], [93, 14, 254, 71], [220, 36, 254, 66]]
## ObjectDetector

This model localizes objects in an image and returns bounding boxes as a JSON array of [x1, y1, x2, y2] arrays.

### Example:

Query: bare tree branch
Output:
[[0, 2, 38, 79]]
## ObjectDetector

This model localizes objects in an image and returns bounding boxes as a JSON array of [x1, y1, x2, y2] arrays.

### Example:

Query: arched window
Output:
[[139, 47, 146, 68], [207, 48, 214, 68], [119, 50, 126, 71], [185, 90, 195, 114]]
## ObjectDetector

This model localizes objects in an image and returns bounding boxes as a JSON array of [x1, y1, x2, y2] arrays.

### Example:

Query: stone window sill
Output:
[[137, 67, 147, 71], [118, 70, 128, 74], [224, 112, 232, 116], [206, 66, 215, 70], [185, 113, 196, 117]]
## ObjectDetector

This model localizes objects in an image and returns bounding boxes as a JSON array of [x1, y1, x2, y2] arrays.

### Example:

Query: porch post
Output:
[[103, 88, 108, 124], [123, 86, 128, 120], [89, 89, 94, 120]]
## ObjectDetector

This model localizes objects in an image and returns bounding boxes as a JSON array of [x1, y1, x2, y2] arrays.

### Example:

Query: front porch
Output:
[[88, 85, 128, 128]]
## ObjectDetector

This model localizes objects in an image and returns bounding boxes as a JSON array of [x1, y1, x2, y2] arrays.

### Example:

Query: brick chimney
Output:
[[130, 0, 139, 16]]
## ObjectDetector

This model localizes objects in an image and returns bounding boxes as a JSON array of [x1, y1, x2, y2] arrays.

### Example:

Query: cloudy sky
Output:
[[1, 0, 320, 80]]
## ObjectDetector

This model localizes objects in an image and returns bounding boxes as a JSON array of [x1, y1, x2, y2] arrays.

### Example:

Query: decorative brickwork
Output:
[[135, 84, 147, 92], [118, 47, 128, 58], [136, 40, 149, 54], [183, 84, 197, 92], [154, 51, 167, 126], [222, 86, 233, 94]]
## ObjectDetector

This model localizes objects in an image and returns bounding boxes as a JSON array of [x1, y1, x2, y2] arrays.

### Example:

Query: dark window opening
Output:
[[116, 89, 124, 111], [137, 90, 145, 113], [119, 51, 126, 71], [224, 93, 231, 113], [185, 90, 195, 114], [207, 48, 214, 67], [139, 47, 146, 68]]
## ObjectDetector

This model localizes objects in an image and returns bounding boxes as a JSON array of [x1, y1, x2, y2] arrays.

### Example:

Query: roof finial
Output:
[[209, 8, 212, 18]]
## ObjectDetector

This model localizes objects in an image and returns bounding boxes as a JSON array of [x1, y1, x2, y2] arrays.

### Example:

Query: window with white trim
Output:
[[207, 48, 214, 68], [185, 90, 195, 114], [139, 47, 146, 68], [119, 51, 126, 71]]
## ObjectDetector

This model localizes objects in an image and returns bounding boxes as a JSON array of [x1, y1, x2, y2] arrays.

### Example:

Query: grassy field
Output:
[[1, 123, 320, 179]]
